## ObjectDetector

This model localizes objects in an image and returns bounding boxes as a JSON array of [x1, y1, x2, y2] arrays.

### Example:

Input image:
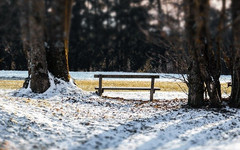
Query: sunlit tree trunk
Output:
[[230, 0, 240, 107], [45, 0, 73, 82]]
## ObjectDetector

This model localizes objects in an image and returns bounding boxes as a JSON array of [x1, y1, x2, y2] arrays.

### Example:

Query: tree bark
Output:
[[230, 0, 240, 107], [18, 0, 74, 93], [185, 0, 204, 107], [29, 0, 50, 93], [188, 61, 205, 107], [45, 0, 73, 82], [214, 0, 226, 102], [195, 0, 221, 107]]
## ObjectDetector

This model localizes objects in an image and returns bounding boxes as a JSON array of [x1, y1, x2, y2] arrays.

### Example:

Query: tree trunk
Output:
[[230, 0, 240, 107], [185, 0, 204, 107], [188, 61, 205, 107], [156, 0, 163, 30], [195, 0, 221, 107], [45, 0, 73, 82], [29, 0, 50, 93], [213, 0, 226, 102], [18, 0, 74, 93]]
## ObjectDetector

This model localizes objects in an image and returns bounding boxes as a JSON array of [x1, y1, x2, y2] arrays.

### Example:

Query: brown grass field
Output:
[[0, 80, 231, 94]]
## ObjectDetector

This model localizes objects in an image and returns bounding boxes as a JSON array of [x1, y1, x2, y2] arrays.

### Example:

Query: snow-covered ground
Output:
[[0, 77, 240, 150]]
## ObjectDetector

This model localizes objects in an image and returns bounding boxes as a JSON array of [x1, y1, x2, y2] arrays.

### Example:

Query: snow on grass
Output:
[[0, 77, 240, 150], [13, 73, 89, 100], [102, 91, 188, 101]]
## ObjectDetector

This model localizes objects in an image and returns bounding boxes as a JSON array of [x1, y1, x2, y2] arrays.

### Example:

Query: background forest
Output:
[[0, 0, 232, 73]]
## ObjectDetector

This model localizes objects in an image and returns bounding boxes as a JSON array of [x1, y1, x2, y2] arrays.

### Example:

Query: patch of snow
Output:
[[102, 91, 187, 101], [13, 73, 89, 100], [1, 85, 240, 150], [0, 72, 237, 150]]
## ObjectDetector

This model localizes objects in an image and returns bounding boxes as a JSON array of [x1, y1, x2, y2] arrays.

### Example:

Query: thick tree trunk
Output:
[[230, 0, 240, 107], [185, 0, 204, 107], [188, 61, 204, 107], [195, 0, 221, 107], [18, 0, 74, 93], [29, 0, 50, 93], [45, 0, 73, 81]]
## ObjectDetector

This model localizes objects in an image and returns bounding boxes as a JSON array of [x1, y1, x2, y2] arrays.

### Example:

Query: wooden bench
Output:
[[94, 74, 160, 101]]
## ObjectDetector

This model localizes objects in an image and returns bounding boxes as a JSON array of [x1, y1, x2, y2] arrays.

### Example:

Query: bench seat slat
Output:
[[95, 87, 160, 90], [94, 74, 159, 78]]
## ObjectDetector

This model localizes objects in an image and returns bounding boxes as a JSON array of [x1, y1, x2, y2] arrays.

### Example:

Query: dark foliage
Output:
[[0, 0, 27, 70], [0, 0, 232, 74]]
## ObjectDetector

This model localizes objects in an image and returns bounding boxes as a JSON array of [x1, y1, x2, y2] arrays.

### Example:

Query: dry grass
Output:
[[221, 83, 231, 95], [0, 80, 231, 94], [75, 80, 188, 92], [0, 80, 24, 89]]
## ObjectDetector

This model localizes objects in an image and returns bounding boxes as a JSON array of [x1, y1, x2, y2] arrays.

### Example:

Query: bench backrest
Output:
[[94, 74, 159, 78]]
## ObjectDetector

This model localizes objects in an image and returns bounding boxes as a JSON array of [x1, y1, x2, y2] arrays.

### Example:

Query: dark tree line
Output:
[[0, 0, 27, 70], [0, 0, 168, 72], [69, 0, 167, 72], [0, 0, 233, 73]]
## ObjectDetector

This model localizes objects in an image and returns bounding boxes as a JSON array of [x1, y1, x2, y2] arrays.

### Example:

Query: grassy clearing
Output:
[[75, 80, 188, 92], [0, 80, 24, 89], [0, 80, 231, 94]]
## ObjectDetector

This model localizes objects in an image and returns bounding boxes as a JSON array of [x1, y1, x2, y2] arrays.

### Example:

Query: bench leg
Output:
[[96, 90, 104, 96], [150, 93, 154, 101], [150, 77, 155, 101], [98, 75, 103, 96]]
